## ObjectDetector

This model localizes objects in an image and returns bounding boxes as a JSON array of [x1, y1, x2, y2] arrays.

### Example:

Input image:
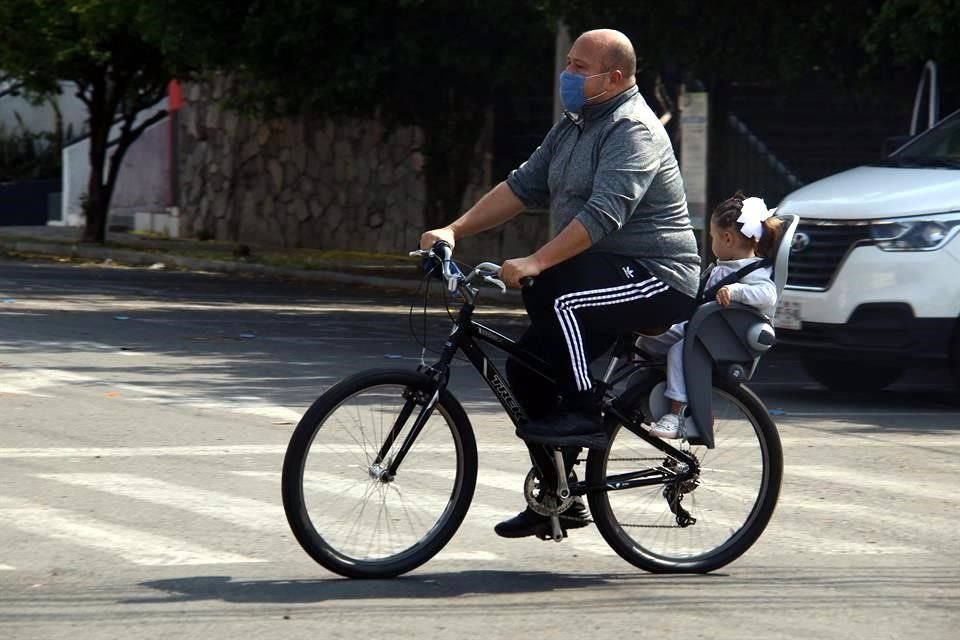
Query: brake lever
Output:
[[481, 275, 507, 293]]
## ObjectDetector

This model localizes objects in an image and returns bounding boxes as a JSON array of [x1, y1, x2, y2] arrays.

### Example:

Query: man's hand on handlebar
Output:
[[419, 226, 456, 251], [501, 255, 542, 289]]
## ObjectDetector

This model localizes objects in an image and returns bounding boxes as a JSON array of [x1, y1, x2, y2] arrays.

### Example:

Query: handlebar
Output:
[[409, 241, 519, 295]]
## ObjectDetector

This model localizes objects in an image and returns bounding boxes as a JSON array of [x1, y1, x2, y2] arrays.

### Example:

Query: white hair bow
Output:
[[737, 197, 771, 242]]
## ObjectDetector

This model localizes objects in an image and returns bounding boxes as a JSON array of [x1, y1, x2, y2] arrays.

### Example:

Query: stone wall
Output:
[[177, 78, 548, 262]]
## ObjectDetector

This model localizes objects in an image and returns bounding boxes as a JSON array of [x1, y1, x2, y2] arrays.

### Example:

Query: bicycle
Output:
[[282, 215, 798, 579]]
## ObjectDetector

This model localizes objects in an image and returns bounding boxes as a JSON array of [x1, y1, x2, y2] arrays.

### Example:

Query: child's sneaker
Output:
[[650, 407, 685, 439]]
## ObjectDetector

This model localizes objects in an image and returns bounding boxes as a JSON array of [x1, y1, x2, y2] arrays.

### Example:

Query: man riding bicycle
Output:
[[419, 28, 699, 540]]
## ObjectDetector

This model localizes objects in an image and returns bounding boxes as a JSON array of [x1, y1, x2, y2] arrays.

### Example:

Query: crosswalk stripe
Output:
[[35, 474, 285, 532], [0, 563, 14, 570], [237, 471, 617, 557], [474, 471, 926, 555], [436, 551, 499, 561], [107, 382, 305, 423], [0, 368, 92, 397], [0, 445, 287, 459], [234, 469, 505, 522], [788, 465, 960, 505], [780, 493, 956, 534], [1, 435, 959, 460], [0, 497, 263, 566]]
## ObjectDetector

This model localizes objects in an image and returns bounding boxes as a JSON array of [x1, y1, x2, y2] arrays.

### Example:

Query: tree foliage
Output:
[[0, 0, 201, 242], [181, 0, 557, 230], [2, 1, 956, 245], [549, 0, 960, 91]]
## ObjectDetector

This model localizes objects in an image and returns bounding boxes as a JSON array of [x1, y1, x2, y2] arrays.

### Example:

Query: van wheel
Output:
[[801, 357, 903, 392]]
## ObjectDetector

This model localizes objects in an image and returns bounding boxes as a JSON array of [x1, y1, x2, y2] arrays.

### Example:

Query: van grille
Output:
[[786, 222, 873, 289]]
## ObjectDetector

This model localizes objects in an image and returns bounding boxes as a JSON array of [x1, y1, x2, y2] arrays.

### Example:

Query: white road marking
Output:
[[3, 434, 957, 460], [0, 368, 92, 397], [788, 465, 960, 505], [0, 445, 288, 459], [237, 470, 617, 557], [0, 497, 263, 566], [0, 563, 15, 570], [35, 474, 285, 532], [435, 551, 499, 561]]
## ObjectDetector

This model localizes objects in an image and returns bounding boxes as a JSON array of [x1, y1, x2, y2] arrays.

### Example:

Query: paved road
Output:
[[0, 259, 957, 639]]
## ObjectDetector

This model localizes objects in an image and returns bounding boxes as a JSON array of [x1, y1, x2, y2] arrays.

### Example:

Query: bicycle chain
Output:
[[603, 456, 696, 529]]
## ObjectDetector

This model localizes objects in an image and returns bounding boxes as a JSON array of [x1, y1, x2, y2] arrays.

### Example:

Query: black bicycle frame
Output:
[[383, 298, 698, 493]]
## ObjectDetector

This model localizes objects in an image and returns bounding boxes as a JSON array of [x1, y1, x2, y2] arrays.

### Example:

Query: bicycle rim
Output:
[[588, 383, 782, 573], [284, 372, 476, 577]]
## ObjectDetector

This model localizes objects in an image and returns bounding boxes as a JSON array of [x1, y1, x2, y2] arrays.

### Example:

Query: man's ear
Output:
[[609, 69, 624, 85]]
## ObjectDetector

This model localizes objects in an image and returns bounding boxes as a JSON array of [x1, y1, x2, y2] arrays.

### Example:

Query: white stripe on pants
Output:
[[554, 277, 671, 391]]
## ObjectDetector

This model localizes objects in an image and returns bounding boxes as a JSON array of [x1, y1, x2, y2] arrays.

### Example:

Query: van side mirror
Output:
[[883, 135, 912, 157]]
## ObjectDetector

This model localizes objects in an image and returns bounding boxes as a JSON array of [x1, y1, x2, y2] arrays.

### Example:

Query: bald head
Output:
[[577, 29, 637, 81]]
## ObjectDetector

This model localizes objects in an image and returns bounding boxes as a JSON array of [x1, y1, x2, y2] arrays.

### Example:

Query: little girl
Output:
[[640, 192, 784, 439]]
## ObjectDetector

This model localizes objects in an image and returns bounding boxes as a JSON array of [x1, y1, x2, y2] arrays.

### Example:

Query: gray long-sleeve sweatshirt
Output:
[[506, 86, 701, 297]]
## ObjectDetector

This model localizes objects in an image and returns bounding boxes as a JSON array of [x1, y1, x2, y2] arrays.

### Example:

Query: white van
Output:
[[773, 107, 960, 391]]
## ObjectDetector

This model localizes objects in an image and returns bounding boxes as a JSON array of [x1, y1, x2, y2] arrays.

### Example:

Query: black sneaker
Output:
[[494, 498, 590, 539], [516, 411, 608, 449]]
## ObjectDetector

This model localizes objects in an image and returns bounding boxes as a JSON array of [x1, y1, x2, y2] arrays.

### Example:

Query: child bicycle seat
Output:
[[680, 213, 800, 448]]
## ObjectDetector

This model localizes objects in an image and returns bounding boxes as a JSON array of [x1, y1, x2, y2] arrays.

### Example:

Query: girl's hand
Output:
[[716, 286, 732, 306]]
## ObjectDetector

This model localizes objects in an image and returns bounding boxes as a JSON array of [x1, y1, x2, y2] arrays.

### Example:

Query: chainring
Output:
[[523, 467, 575, 516]]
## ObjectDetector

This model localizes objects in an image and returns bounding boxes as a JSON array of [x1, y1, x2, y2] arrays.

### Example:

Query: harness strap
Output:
[[696, 257, 772, 305]]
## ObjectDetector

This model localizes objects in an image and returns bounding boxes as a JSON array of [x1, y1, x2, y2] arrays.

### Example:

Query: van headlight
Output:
[[870, 213, 960, 251]]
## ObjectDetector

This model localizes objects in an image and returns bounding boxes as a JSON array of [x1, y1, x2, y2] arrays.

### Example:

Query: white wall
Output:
[[58, 99, 170, 227]]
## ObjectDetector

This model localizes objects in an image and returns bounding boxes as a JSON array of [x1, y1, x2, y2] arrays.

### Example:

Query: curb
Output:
[[0, 238, 525, 302]]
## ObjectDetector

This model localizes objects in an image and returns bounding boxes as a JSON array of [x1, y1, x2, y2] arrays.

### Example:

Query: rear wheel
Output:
[[586, 380, 782, 573], [801, 357, 903, 392], [282, 369, 477, 578]]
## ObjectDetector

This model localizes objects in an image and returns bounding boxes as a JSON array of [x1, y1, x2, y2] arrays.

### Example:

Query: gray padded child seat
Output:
[[680, 213, 800, 448]]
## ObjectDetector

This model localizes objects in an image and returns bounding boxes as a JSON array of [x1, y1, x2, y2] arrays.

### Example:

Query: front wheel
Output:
[[586, 379, 782, 573], [282, 369, 478, 578]]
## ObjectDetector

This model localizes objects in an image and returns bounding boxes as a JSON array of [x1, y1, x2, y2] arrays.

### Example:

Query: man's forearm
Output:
[[448, 182, 526, 239], [532, 218, 593, 270]]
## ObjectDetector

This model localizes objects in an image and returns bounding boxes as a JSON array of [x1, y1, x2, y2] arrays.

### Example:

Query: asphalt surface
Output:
[[0, 253, 957, 639]]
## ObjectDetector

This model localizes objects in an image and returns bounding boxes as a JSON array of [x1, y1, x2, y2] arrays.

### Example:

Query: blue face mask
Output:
[[558, 70, 608, 113]]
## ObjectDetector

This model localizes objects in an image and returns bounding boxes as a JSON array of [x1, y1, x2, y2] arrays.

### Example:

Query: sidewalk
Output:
[[0, 225, 523, 302]]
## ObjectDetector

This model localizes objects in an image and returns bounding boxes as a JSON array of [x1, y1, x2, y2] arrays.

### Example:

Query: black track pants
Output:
[[505, 252, 696, 420]]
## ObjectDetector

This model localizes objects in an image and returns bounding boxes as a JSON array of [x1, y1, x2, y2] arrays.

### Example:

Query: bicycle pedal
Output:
[[535, 528, 567, 542]]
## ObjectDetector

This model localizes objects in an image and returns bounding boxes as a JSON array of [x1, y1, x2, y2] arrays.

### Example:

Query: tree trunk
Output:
[[82, 77, 110, 244]]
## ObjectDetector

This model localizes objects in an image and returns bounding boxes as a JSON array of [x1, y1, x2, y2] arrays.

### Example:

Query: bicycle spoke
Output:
[[282, 374, 475, 576], [588, 382, 781, 572]]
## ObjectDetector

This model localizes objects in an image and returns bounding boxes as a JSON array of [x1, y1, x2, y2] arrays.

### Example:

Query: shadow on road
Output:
[[130, 570, 718, 604], [128, 564, 957, 608]]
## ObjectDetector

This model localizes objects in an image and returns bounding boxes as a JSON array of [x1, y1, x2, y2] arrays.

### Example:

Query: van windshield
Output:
[[879, 109, 960, 168]]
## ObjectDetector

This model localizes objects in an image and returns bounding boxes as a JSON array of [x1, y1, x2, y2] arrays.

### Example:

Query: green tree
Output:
[[0, 1, 205, 243], [170, 0, 556, 231], [549, 0, 960, 90]]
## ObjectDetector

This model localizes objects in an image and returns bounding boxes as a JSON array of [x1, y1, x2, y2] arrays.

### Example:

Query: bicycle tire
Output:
[[282, 369, 478, 578], [587, 378, 782, 573]]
